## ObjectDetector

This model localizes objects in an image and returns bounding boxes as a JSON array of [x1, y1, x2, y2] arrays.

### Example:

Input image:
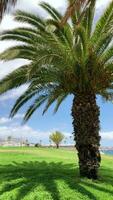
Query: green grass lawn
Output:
[[0, 147, 113, 200]]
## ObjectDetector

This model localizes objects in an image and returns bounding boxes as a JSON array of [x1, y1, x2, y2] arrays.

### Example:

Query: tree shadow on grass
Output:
[[0, 161, 113, 200]]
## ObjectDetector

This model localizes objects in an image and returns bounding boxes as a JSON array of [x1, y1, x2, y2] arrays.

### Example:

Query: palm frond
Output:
[[100, 46, 113, 64], [54, 94, 68, 113], [42, 87, 64, 115], [40, 2, 62, 21], [0, 64, 30, 94], [91, 1, 113, 44], [60, 0, 91, 26], [10, 83, 56, 117], [23, 94, 48, 122]]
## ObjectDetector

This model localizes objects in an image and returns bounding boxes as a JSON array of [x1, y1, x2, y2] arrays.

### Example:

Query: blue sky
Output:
[[0, 0, 113, 146]]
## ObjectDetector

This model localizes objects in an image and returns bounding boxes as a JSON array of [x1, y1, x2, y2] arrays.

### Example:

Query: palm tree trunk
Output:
[[72, 93, 101, 179]]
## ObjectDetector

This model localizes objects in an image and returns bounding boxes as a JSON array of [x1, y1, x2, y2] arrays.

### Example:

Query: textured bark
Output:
[[72, 93, 101, 179]]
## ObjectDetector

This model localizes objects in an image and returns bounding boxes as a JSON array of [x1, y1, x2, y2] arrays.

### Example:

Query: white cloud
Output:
[[0, 124, 52, 144], [0, 84, 28, 102], [0, 15, 22, 31], [96, 0, 112, 9], [13, 113, 24, 119], [100, 131, 113, 141], [0, 117, 11, 125], [16, 0, 66, 10], [0, 113, 24, 125], [0, 60, 29, 79], [0, 114, 43, 143], [0, 124, 40, 142]]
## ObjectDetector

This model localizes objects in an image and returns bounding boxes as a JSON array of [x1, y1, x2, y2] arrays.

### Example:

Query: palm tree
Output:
[[50, 131, 64, 148], [0, 0, 17, 20], [0, 0, 113, 179], [7, 135, 12, 142]]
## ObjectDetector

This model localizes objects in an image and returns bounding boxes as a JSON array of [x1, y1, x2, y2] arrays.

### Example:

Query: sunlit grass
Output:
[[0, 147, 113, 200]]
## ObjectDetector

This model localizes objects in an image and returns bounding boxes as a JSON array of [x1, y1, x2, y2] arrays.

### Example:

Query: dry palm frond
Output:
[[0, 0, 17, 19], [60, 0, 91, 26]]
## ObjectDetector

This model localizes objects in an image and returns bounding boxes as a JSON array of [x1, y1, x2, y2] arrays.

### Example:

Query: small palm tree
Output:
[[50, 131, 64, 148], [0, 0, 17, 20], [0, 0, 113, 179], [7, 135, 12, 141]]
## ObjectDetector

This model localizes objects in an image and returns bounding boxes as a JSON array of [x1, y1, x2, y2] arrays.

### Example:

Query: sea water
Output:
[[102, 150, 113, 155]]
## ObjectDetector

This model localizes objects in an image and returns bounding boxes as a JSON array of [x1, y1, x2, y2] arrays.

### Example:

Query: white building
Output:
[[0, 138, 28, 147]]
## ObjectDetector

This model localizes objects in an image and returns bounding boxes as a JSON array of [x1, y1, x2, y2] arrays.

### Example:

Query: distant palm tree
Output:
[[0, 0, 17, 20], [0, 0, 113, 179], [50, 131, 64, 148], [7, 135, 12, 141], [39, 140, 42, 146]]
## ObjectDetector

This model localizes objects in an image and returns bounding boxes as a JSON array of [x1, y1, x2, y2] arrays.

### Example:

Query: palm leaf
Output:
[[23, 94, 48, 122], [60, 0, 91, 26]]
